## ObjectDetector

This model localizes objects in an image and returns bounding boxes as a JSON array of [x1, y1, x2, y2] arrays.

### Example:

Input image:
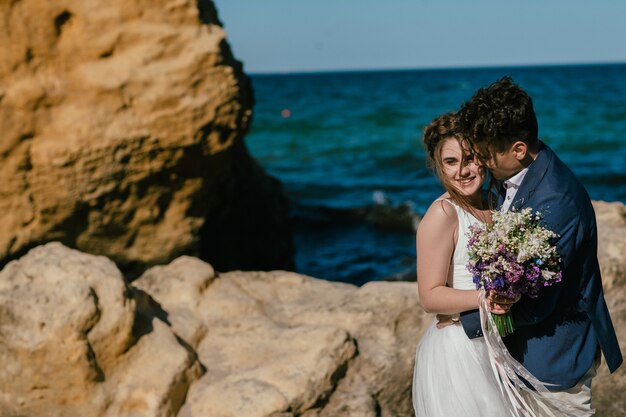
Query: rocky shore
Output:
[[0, 200, 624, 417], [0, 0, 293, 276]]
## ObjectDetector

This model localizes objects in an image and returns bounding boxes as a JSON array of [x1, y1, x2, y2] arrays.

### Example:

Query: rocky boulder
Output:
[[134, 259, 428, 417], [1, 201, 625, 417], [590, 201, 626, 417], [0, 242, 203, 417], [594, 201, 626, 292], [0, 0, 293, 276]]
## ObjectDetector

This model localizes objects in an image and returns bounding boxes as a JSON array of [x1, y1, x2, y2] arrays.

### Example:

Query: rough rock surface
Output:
[[133, 201, 626, 417], [135, 261, 427, 417], [0, 0, 292, 275], [0, 242, 202, 417], [0, 201, 625, 417], [594, 201, 626, 292], [590, 201, 626, 417]]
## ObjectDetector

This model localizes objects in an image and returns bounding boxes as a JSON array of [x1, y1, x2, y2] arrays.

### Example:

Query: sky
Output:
[[213, 0, 626, 74]]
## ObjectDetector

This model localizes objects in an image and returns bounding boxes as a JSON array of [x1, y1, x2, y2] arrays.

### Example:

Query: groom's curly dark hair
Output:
[[458, 76, 539, 161]]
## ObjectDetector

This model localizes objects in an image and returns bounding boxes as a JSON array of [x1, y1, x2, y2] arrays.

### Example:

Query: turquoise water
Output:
[[246, 64, 626, 285]]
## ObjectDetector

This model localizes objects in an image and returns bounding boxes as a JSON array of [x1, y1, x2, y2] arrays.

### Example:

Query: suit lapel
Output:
[[510, 142, 553, 211], [496, 183, 506, 210]]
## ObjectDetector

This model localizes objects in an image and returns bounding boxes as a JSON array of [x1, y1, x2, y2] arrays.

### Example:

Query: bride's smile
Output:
[[457, 176, 476, 186]]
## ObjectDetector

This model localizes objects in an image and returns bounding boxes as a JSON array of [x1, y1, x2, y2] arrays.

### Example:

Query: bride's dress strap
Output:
[[433, 197, 463, 212], [434, 196, 454, 204]]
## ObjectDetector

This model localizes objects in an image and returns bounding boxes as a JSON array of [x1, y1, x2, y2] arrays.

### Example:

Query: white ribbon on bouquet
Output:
[[479, 290, 582, 417]]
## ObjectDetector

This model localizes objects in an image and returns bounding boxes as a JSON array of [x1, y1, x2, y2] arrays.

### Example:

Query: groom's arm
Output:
[[511, 199, 582, 327], [460, 309, 483, 339]]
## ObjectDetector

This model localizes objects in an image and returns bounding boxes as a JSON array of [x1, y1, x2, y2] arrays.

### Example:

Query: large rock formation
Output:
[[0, 201, 624, 417], [0, 242, 426, 417], [0, 0, 293, 276], [134, 262, 428, 417], [0, 243, 203, 417], [590, 201, 626, 417], [131, 200, 626, 417], [594, 201, 626, 292]]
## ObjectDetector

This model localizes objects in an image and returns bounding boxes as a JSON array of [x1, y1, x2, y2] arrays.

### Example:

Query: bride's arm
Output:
[[417, 200, 480, 315]]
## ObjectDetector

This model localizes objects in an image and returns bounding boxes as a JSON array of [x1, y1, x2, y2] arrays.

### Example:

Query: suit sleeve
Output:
[[460, 309, 483, 339], [511, 200, 582, 327]]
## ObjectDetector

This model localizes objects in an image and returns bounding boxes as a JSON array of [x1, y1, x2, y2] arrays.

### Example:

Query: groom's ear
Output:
[[511, 141, 528, 161]]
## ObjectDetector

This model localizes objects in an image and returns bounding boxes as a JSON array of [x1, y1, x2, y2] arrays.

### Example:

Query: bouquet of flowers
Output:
[[466, 208, 563, 336]]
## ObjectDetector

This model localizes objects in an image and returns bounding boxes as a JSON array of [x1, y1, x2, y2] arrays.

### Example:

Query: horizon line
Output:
[[246, 60, 626, 76]]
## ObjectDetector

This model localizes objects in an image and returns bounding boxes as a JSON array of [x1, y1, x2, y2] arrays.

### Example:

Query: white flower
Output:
[[517, 248, 530, 263]]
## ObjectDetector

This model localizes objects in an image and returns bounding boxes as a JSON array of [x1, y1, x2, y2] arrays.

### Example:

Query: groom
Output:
[[457, 77, 622, 412]]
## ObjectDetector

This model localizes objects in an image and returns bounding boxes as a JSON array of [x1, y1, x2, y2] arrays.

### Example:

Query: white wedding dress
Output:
[[412, 199, 513, 417]]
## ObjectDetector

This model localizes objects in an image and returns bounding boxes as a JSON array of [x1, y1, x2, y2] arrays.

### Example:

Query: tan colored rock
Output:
[[134, 255, 216, 348], [186, 319, 357, 417], [2, 200, 624, 416], [594, 201, 626, 291], [103, 315, 203, 417], [136, 261, 426, 417], [590, 201, 626, 417], [0, 242, 202, 417], [592, 292, 626, 417], [0, 0, 292, 275]]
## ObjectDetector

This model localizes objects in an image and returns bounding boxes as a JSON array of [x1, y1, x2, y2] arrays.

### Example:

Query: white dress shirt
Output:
[[501, 167, 529, 212]]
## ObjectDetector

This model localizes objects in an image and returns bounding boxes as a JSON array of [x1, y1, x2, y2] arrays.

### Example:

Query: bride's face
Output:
[[440, 138, 486, 197]]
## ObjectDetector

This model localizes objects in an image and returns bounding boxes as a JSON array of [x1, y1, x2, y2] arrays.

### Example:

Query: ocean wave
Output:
[[291, 190, 420, 233]]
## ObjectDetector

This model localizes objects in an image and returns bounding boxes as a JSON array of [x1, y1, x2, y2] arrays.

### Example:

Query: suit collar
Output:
[[504, 167, 529, 190]]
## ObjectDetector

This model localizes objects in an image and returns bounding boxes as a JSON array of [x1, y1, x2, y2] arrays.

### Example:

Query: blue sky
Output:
[[213, 0, 626, 74]]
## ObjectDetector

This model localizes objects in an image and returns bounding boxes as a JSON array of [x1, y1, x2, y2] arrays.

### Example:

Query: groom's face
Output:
[[476, 143, 523, 180]]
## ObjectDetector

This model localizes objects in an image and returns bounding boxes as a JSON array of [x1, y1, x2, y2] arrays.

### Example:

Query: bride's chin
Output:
[[454, 190, 471, 197], [453, 186, 479, 197]]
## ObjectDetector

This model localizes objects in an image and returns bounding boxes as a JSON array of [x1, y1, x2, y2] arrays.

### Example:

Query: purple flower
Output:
[[473, 275, 481, 288], [493, 276, 505, 290], [526, 265, 541, 282], [505, 262, 524, 283]]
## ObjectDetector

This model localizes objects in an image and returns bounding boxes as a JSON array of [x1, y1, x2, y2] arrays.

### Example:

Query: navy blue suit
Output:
[[460, 143, 622, 390]]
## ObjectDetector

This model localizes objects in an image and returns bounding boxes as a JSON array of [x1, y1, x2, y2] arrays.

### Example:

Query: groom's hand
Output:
[[436, 314, 460, 329], [487, 292, 521, 315]]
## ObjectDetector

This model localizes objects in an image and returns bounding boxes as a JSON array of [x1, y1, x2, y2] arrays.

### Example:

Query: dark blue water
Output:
[[246, 64, 626, 285]]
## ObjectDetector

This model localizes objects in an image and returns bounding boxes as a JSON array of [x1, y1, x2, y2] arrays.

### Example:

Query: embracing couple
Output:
[[412, 77, 622, 416]]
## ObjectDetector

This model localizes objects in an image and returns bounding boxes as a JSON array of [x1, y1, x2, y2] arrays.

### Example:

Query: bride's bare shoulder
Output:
[[419, 195, 458, 233], [426, 194, 456, 216]]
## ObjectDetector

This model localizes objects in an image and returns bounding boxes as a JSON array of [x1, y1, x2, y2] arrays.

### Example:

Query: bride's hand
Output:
[[486, 292, 521, 315], [436, 314, 460, 329]]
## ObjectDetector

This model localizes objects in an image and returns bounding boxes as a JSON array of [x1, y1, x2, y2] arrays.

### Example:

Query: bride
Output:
[[411, 113, 514, 416]]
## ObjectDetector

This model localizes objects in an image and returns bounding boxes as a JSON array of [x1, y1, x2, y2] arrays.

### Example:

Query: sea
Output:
[[245, 64, 626, 286]]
